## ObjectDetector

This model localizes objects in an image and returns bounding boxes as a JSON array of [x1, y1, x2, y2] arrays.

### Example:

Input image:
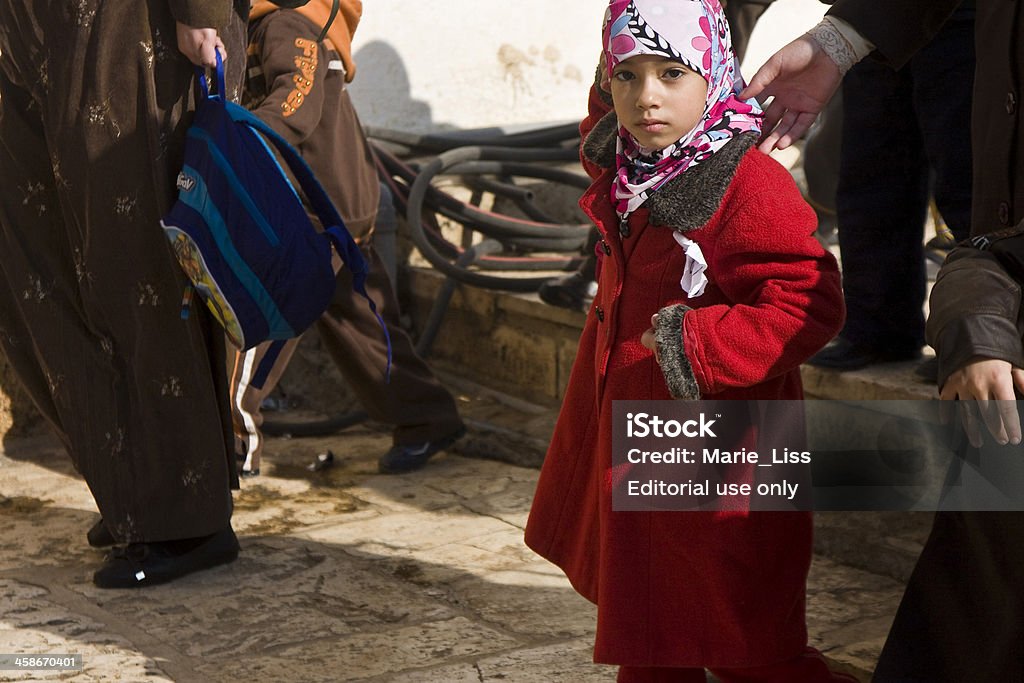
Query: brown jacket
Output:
[[250, 0, 362, 81], [830, 0, 1023, 237]]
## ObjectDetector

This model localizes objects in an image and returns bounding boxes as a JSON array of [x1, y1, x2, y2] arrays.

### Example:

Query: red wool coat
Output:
[[524, 89, 845, 668]]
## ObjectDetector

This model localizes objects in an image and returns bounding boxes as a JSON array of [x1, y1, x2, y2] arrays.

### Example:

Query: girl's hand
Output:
[[641, 314, 661, 363], [175, 22, 226, 68]]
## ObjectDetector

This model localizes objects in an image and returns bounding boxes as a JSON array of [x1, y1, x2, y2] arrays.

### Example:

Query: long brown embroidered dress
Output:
[[0, 0, 247, 543]]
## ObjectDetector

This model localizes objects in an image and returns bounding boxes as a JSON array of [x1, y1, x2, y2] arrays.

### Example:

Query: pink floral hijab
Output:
[[604, 0, 763, 219]]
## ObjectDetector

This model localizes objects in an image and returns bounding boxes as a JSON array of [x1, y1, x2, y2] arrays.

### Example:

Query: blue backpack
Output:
[[161, 54, 390, 379]]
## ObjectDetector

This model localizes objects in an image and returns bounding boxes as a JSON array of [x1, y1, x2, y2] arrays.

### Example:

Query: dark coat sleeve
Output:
[[927, 246, 1024, 388], [827, 0, 961, 69], [168, 0, 231, 28]]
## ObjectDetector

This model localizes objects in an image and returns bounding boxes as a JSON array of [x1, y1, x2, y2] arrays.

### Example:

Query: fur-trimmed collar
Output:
[[582, 111, 757, 232]]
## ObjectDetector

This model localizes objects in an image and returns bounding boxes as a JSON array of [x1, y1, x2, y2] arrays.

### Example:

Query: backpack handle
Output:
[[193, 50, 228, 110], [194, 50, 228, 103]]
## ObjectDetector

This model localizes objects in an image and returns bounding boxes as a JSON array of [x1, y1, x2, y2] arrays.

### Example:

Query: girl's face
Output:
[[610, 55, 708, 150]]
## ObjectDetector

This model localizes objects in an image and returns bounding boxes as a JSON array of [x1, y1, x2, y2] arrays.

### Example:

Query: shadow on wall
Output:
[[347, 40, 435, 133]]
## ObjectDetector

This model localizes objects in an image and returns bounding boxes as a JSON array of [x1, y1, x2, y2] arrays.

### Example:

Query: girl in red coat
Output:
[[525, 1, 854, 681]]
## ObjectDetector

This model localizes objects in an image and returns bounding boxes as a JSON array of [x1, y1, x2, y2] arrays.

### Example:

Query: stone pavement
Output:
[[0, 379, 904, 683]]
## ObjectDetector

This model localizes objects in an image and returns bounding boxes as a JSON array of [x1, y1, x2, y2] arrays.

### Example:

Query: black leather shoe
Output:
[[93, 526, 239, 589], [378, 427, 466, 474], [87, 518, 116, 548], [808, 338, 920, 371], [538, 272, 598, 314]]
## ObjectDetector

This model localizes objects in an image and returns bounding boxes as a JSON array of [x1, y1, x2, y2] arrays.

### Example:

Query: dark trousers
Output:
[[836, 7, 974, 353], [874, 512, 1024, 681]]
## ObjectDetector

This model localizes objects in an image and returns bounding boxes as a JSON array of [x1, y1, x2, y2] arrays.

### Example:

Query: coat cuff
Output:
[[933, 315, 1024, 389], [169, 0, 230, 28], [927, 247, 1024, 387], [654, 304, 701, 400]]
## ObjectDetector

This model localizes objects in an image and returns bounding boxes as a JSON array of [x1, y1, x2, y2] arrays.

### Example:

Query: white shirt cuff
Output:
[[807, 16, 875, 75]]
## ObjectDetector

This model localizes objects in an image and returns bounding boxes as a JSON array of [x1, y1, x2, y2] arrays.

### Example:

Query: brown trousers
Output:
[[0, 1, 247, 542], [230, 244, 464, 473]]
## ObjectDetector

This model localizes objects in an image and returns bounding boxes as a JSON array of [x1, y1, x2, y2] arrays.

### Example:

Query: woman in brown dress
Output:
[[0, 0, 247, 588]]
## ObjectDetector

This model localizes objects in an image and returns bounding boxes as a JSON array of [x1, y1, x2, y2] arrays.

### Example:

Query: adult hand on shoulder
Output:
[[939, 357, 1024, 447], [175, 23, 226, 68], [739, 35, 841, 155]]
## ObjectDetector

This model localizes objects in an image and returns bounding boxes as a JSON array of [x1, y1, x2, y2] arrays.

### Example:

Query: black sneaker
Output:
[[235, 451, 260, 478], [377, 427, 466, 474], [92, 526, 239, 589]]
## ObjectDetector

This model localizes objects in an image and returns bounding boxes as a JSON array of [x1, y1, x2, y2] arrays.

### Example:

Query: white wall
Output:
[[347, 0, 828, 134], [742, 0, 827, 74], [347, 3, 602, 134]]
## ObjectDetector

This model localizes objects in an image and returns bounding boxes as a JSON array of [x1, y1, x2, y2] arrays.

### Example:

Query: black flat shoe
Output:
[[378, 427, 466, 474], [87, 518, 116, 548], [808, 338, 920, 371], [92, 526, 239, 589]]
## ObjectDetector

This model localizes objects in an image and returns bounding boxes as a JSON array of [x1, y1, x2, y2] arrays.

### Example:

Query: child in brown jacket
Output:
[[234, 1, 465, 476]]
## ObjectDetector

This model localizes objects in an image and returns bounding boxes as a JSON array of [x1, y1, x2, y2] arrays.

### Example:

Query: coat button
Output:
[[619, 223, 631, 238], [595, 305, 605, 322], [602, 240, 612, 255], [999, 202, 1011, 225], [1008, 92, 1018, 116]]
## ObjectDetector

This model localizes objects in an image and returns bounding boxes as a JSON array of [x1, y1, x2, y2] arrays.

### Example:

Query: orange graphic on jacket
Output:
[[282, 37, 318, 118]]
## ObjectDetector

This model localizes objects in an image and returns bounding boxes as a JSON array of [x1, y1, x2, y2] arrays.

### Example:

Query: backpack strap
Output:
[[234, 108, 392, 381], [317, 0, 341, 43], [232, 109, 350, 245]]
